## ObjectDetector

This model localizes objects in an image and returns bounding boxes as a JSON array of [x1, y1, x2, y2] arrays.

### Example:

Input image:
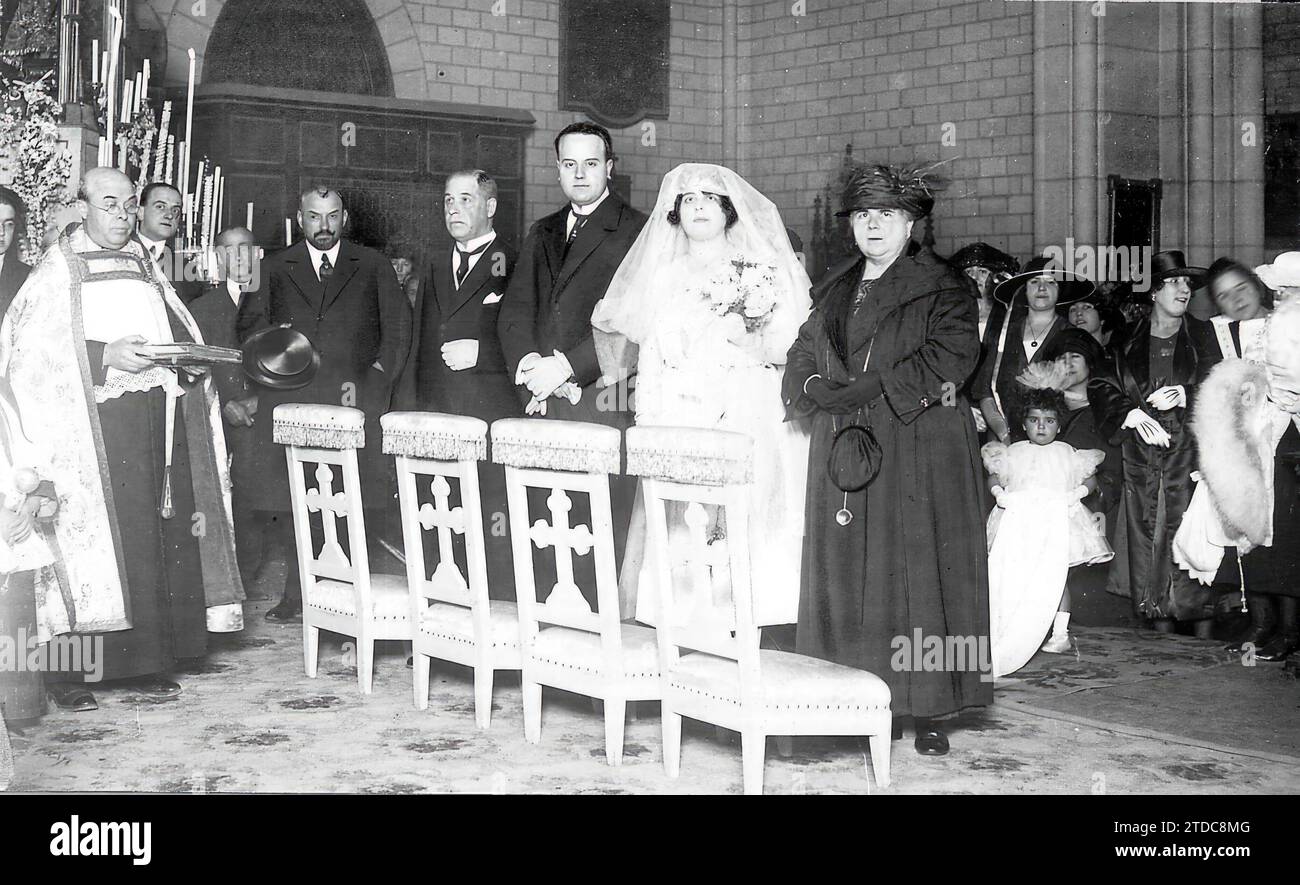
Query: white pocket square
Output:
[[482, 291, 503, 305]]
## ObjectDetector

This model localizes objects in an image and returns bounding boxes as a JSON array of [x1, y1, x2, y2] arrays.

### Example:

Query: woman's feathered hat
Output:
[[835, 161, 949, 219]]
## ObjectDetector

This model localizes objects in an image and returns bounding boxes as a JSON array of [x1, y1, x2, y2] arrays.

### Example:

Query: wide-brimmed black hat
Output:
[[242, 326, 320, 391], [992, 255, 1097, 306], [948, 242, 1019, 276], [1150, 250, 1207, 290]]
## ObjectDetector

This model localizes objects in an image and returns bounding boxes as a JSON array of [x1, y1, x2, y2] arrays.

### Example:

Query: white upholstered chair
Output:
[[491, 418, 661, 765], [625, 425, 892, 794], [274, 404, 411, 694], [382, 411, 521, 727]]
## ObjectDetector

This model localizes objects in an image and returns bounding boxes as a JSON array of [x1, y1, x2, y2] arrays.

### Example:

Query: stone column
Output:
[[1231, 3, 1265, 267], [721, 0, 740, 172], [1072, 3, 1100, 250], [1185, 2, 1215, 260]]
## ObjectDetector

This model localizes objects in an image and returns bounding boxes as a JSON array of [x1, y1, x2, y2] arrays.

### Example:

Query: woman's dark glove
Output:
[[805, 372, 884, 414]]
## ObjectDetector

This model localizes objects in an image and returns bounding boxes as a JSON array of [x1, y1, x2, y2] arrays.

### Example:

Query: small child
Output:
[[983, 388, 1113, 678]]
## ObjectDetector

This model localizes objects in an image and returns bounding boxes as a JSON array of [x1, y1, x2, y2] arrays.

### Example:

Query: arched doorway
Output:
[[203, 0, 394, 97]]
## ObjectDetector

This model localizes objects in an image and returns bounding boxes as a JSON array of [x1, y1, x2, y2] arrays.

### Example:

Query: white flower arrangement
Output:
[[0, 70, 72, 260], [698, 255, 780, 333]]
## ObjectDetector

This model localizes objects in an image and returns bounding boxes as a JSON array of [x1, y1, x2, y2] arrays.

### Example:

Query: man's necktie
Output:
[[455, 240, 491, 288], [319, 253, 334, 282], [564, 212, 587, 257]]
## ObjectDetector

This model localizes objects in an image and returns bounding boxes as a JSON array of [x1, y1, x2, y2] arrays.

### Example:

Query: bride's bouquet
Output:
[[700, 256, 780, 333]]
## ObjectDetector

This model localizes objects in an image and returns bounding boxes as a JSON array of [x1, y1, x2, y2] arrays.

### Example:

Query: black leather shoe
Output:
[[117, 675, 182, 699], [47, 684, 97, 712], [1255, 634, 1299, 663], [915, 728, 949, 756], [1226, 627, 1275, 654], [265, 599, 301, 621], [891, 719, 905, 741]]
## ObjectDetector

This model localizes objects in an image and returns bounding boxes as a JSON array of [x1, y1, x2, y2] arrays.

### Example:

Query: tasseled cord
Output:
[[1237, 550, 1248, 613]]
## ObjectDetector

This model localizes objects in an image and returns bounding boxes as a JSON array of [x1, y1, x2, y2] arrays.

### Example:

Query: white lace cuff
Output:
[[94, 366, 185, 404]]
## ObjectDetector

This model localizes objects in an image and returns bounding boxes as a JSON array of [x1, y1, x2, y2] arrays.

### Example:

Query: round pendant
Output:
[[835, 508, 853, 526]]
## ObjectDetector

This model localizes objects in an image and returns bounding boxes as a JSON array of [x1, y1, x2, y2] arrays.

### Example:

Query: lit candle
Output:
[[285, 218, 292, 246], [182, 48, 196, 205], [92, 39, 99, 84], [246, 202, 254, 230], [141, 59, 150, 104], [153, 101, 171, 182]]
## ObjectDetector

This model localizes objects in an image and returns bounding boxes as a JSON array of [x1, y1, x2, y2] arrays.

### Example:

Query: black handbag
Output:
[[823, 339, 879, 523], [828, 416, 882, 492]]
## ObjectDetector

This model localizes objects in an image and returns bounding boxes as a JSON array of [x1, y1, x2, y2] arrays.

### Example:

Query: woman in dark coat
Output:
[[1089, 251, 1213, 634], [783, 163, 991, 756]]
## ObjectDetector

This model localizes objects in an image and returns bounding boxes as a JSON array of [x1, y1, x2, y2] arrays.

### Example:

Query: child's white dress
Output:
[[982, 440, 1113, 677]]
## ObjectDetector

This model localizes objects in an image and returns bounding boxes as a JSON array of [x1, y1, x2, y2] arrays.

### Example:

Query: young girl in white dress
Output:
[[983, 387, 1112, 677], [592, 164, 812, 626]]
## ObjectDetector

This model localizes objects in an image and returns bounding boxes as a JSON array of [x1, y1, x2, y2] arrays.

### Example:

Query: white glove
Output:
[[1146, 384, 1186, 411], [1122, 408, 1172, 448], [520, 353, 572, 399], [441, 339, 479, 371], [991, 484, 1009, 507], [525, 396, 548, 416], [1072, 484, 1090, 502]]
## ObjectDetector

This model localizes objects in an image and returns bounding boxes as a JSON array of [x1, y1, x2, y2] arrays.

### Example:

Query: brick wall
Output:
[[737, 0, 1036, 261], [1264, 1, 1300, 115], [402, 0, 724, 219]]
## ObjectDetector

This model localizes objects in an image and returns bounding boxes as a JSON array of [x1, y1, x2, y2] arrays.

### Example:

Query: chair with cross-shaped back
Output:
[[625, 425, 892, 795], [274, 404, 411, 694], [491, 417, 660, 765], [382, 411, 521, 727]]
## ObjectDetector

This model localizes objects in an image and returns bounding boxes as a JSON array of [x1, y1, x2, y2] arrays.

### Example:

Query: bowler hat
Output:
[[1150, 250, 1206, 289], [242, 326, 320, 391], [992, 255, 1096, 306]]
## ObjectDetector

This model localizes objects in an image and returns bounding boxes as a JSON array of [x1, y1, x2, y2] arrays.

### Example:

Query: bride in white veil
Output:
[[592, 163, 812, 626]]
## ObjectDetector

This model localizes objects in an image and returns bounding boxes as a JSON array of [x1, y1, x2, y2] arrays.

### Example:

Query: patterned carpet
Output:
[[7, 605, 1299, 794]]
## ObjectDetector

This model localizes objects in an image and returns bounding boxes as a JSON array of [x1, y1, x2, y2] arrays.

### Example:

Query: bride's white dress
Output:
[[628, 253, 809, 626]]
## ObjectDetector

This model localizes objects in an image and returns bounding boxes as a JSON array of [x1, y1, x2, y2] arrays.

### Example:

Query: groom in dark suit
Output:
[[405, 170, 520, 599], [497, 122, 647, 613]]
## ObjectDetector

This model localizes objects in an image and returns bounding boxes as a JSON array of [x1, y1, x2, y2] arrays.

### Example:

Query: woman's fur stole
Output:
[[1191, 358, 1272, 549]]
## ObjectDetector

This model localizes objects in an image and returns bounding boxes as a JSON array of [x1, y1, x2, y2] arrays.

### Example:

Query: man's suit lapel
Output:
[[446, 235, 499, 318], [552, 195, 623, 297], [283, 242, 324, 312], [538, 211, 566, 295], [322, 240, 361, 315]]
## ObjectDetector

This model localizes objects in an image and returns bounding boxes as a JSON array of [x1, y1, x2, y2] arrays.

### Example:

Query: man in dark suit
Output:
[[0, 186, 31, 317], [237, 186, 412, 619], [136, 182, 203, 305], [497, 123, 648, 613], [187, 226, 266, 590], [405, 170, 520, 599]]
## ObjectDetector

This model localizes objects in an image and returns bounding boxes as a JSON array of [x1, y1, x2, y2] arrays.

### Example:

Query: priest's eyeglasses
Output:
[[87, 198, 140, 218]]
